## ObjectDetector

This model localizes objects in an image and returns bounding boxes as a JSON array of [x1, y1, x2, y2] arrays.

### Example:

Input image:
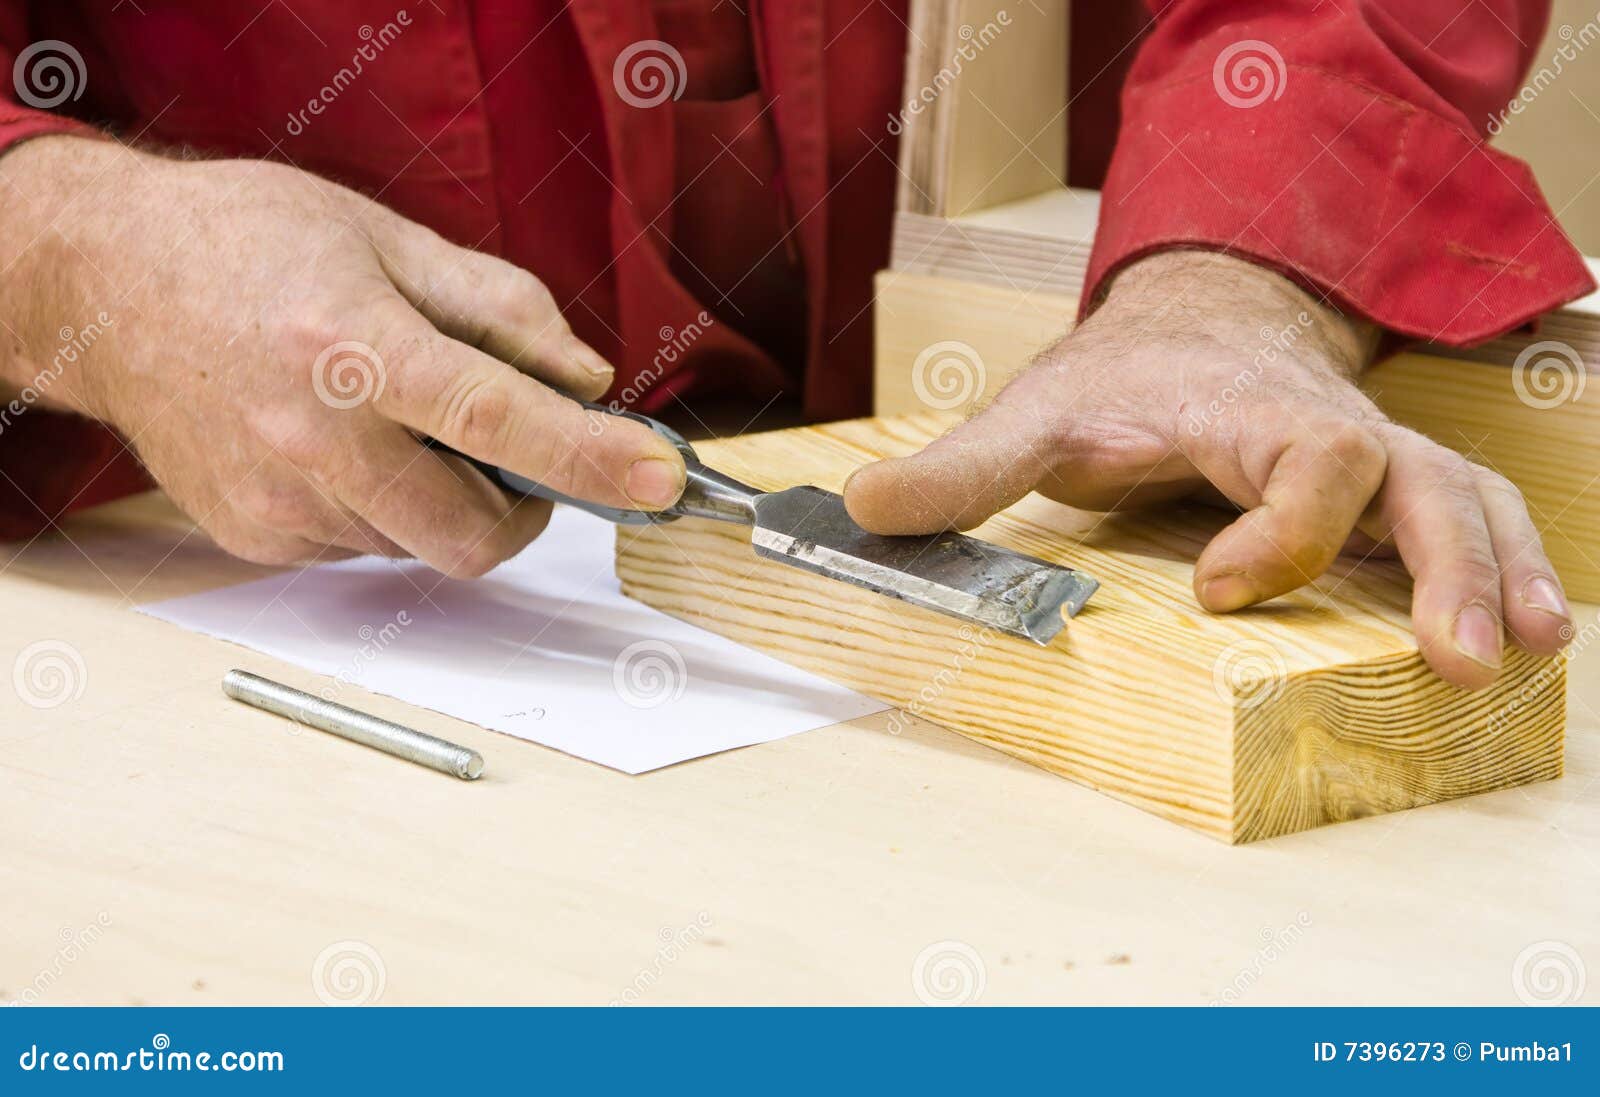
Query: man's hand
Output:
[[846, 250, 1572, 688], [0, 137, 686, 575]]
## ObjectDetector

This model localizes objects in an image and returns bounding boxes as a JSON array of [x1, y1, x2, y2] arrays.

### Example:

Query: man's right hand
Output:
[[0, 136, 686, 574]]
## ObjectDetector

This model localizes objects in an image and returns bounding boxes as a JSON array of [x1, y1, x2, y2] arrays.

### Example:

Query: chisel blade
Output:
[[748, 487, 1098, 645]]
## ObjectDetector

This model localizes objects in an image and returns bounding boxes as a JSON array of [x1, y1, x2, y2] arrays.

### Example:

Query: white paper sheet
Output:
[[139, 508, 887, 772]]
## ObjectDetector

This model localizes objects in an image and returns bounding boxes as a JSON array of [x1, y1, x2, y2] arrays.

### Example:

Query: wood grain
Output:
[[615, 416, 1566, 843], [873, 270, 1600, 602]]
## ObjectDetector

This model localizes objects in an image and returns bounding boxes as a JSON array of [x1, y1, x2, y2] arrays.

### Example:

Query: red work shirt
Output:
[[0, 1, 1591, 539]]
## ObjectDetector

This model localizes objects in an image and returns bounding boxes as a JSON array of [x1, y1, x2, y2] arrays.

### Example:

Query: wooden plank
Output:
[[894, 1, 1068, 217], [873, 270, 1600, 602], [614, 416, 1566, 844]]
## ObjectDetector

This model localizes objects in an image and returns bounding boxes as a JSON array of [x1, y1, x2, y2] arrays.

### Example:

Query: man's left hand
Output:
[[845, 250, 1572, 689]]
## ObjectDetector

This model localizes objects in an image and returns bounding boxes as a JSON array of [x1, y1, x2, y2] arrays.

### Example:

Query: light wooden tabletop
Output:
[[2, 493, 1595, 1006]]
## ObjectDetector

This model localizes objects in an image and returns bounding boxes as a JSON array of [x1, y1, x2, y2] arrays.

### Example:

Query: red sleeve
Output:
[[1083, 0, 1596, 345], [0, 14, 149, 540]]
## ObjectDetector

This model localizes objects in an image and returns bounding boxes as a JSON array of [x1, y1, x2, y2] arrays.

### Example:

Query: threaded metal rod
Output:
[[222, 669, 484, 780]]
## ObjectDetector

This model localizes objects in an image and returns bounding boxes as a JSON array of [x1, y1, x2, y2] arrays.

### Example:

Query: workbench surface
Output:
[[3, 494, 1596, 1006]]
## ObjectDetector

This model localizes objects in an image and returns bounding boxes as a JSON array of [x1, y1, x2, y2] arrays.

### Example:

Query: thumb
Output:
[[844, 396, 1059, 535]]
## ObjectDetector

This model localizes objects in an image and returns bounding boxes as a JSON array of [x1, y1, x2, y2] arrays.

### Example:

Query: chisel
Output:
[[440, 405, 1099, 645]]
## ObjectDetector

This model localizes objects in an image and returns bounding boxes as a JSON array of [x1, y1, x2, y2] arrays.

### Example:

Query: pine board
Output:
[[613, 416, 1565, 844]]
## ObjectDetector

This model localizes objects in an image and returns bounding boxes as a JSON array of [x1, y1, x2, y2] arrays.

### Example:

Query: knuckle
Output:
[[236, 481, 322, 534], [1474, 466, 1526, 508], [276, 299, 351, 362], [206, 523, 308, 567], [449, 523, 517, 578], [1322, 421, 1387, 485], [500, 268, 555, 314], [442, 373, 516, 455], [533, 430, 586, 493]]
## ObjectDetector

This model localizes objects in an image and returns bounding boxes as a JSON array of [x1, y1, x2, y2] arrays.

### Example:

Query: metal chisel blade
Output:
[[748, 487, 1098, 645]]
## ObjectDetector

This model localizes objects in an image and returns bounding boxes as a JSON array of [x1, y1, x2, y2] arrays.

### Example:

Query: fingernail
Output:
[[564, 333, 613, 380], [625, 457, 684, 508], [841, 466, 863, 496], [1200, 574, 1256, 613], [1521, 575, 1569, 620], [1453, 603, 1503, 669]]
